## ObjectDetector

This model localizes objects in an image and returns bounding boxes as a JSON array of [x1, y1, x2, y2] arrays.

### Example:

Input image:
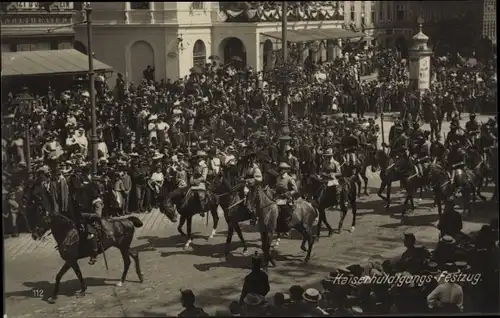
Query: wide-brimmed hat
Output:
[[350, 306, 363, 315], [302, 288, 321, 303], [243, 293, 266, 307], [278, 162, 291, 170]]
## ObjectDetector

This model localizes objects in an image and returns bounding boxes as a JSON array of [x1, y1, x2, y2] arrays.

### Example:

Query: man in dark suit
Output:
[[31, 168, 59, 215], [239, 252, 270, 305]]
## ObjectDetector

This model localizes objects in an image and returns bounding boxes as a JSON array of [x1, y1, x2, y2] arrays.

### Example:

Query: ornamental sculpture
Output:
[[219, 1, 343, 23]]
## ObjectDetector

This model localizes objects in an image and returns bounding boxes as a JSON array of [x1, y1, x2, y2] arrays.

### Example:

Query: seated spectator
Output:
[[178, 289, 209, 317]]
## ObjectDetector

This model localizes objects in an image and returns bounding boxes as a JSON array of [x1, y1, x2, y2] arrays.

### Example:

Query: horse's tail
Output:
[[127, 216, 143, 228]]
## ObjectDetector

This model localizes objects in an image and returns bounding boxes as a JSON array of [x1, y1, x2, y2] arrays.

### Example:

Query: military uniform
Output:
[[275, 163, 298, 234], [190, 152, 209, 191], [341, 133, 359, 167]]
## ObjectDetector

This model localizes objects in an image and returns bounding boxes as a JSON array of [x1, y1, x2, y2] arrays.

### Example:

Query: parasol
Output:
[[189, 66, 203, 74]]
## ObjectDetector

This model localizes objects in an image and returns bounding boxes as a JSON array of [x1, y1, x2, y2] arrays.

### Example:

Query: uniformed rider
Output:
[[285, 145, 300, 182], [341, 127, 359, 167], [275, 162, 298, 235], [389, 126, 409, 158], [465, 113, 480, 145], [446, 132, 467, 187]]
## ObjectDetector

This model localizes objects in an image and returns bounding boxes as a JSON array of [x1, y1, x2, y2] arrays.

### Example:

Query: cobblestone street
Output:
[[4, 116, 495, 317]]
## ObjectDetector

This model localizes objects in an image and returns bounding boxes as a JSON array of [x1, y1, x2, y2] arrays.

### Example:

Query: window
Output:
[[350, 11, 355, 21], [396, 4, 405, 21], [74, 2, 83, 10], [378, 10, 383, 21], [386, 5, 392, 21], [191, 2, 203, 10], [371, 10, 375, 23], [130, 2, 149, 10], [192, 40, 206, 67]]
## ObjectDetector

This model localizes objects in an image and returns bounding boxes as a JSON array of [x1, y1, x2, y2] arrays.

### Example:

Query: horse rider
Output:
[[285, 145, 300, 182], [186, 150, 209, 212], [389, 119, 402, 144], [275, 162, 298, 234], [411, 134, 430, 179], [465, 113, 480, 145], [320, 148, 340, 204], [389, 126, 409, 159], [341, 127, 359, 168], [479, 121, 498, 162], [446, 132, 467, 187], [445, 121, 467, 148]]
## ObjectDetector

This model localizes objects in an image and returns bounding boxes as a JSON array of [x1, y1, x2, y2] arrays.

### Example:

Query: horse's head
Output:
[[31, 206, 51, 241], [161, 196, 177, 222]]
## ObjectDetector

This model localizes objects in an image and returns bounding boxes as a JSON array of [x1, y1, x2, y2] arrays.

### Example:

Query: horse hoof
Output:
[[303, 257, 310, 263], [47, 297, 57, 304], [76, 290, 86, 297], [328, 229, 334, 237], [116, 281, 123, 287], [364, 191, 369, 196], [349, 227, 355, 233], [300, 245, 307, 252], [138, 274, 144, 283]]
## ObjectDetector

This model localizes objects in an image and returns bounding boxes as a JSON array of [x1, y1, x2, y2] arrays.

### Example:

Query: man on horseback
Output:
[[285, 146, 300, 182], [243, 152, 263, 224], [410, 122, 429, 178], [389, 126, 408, 159], [446, 134, 467, 187], [185, 150, 209, 215], [341, 127, 359, 167], [465, 113, 480, 145], [275, 162, 298, 235]]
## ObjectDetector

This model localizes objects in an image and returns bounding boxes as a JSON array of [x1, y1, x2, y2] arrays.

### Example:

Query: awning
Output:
[[1, 49, 113, 77], [261, 28, 366, 42]]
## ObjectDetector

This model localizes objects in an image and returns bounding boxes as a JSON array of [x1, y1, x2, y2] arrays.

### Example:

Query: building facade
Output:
[[343, 0, 375, 39], [0, 2, 75, 53], [372, 1, 496, 56], [73, 2, 346, 86]]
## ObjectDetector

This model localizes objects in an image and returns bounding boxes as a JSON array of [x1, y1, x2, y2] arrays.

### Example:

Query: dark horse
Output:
[[31, 208, 144, 304], [160, 186, 212, 249], [305, 175, 336, 239], [245, 185, 318, 267]]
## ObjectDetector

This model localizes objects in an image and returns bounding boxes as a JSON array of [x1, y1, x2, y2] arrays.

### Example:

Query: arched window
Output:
[[192, 40, 206, 67], [130, 2, 149, 10]]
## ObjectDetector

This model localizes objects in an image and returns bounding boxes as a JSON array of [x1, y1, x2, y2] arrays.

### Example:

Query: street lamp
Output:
[[275, 0, 302, 160], [14, 87, 34, 174], [83, 3, 98, 175]]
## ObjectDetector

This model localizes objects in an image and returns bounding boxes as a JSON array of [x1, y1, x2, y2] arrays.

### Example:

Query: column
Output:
[[149, 2, 155, 24], [327, 40, 334, 61], [320, 40, 327, 62], [334, 39, 342, 59], [124, 2, 130, 24]]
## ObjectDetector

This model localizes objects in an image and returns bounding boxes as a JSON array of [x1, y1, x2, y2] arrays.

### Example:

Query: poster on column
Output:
[[418, 56, 430, 90], [409, 57, 419, 80]]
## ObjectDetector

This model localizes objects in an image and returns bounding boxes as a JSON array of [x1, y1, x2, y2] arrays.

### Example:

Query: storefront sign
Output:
[[0, 15, 72, 25]]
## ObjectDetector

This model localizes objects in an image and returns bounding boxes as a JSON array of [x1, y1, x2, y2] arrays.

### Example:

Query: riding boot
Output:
[[88, 234, 99, 265], [250, 212, 257, 226]]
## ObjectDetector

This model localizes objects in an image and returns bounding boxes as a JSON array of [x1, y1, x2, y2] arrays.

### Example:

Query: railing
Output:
[[10, 2, 73, 10]]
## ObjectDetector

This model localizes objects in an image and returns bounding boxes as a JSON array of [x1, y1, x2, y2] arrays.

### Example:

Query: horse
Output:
[[245, 185, 318, 267], [376, 151, 408, 209], [31, 209, 144, 304], [305, 175, 336, 239], [159, 186, 213, 249], [428, 162, 454, 219], [208, 169, 254, 255], [337, 176, 359, 233]]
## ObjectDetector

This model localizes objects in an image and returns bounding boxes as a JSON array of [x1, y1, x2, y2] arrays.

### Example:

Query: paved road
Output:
[[5, 115, 495, 317]]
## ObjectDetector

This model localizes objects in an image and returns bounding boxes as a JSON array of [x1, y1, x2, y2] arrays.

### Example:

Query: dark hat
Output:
[[251, 251, 261, 267], [454, 261, 471, 272], [180, 289, 195, 304], [289, 285, 304, 301], [443, 262, 460, 275]]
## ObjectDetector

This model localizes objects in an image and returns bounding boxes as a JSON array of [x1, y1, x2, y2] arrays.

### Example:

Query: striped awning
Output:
[[1, 49, 113, 77], [261, 28, 366, 42]]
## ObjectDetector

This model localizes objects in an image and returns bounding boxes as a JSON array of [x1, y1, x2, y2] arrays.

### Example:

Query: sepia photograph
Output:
[[1, 1, 498, 317]]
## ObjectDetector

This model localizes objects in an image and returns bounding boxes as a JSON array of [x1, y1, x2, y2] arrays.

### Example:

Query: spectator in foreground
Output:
[[427, 263, 464, 313], [239, 251, 270, 305], [178, 289, 209, 317]]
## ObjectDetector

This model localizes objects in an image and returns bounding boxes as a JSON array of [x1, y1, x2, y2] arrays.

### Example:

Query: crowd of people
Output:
[[2, 33, 498, 315], [176, 222, 499, 316]]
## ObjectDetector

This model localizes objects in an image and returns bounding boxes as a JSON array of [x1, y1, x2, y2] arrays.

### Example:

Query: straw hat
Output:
[[302, 288, 322, 303], [322, 148, 334, 156], [243, 293, 266, 307], [440, 235, 456, 245]]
